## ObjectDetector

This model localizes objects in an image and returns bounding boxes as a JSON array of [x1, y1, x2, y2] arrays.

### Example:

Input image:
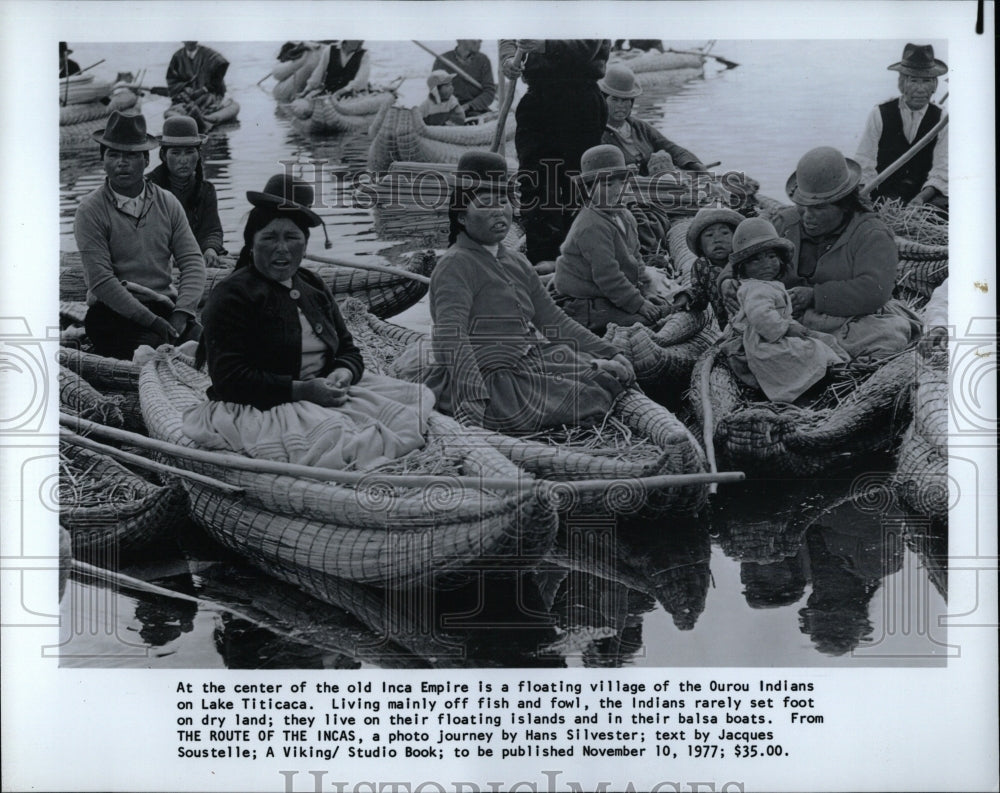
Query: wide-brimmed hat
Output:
[[92, 110, 159, 151], [785, 146, 861, 206], [686, 206, 745, 257], [427, 69, 455, 90], [888, 43, 948, 77], [598, 65, 642, 99], [157, 115, 207, 147], [575, 144, 636, 185], [59, 42, 72, 55], [729, 217, 795, 269], [247, 173, 323, 227]]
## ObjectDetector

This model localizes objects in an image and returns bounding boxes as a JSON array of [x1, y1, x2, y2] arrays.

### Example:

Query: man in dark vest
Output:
[[301, 40, 370, 98], [855, 43, 948, 212], [499, 39, 610, 265]]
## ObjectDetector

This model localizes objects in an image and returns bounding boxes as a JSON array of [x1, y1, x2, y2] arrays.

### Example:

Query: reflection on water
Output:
[[59, 40, 948, 668]]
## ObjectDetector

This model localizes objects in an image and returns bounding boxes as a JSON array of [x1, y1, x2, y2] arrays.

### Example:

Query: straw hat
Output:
[[247, 173, 323, 227], [575, 144, 636, 185], [686, 207, 745, 257], [729, 217, 795, 268], [888, 43, 948, 77], [785, 146, 861, 206], [91, 110, 158, 151], [157, 115, 207, 147], [598, 65, 642, 99]]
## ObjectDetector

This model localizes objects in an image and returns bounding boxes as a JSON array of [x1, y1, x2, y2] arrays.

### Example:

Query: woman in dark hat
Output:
[[855, 43, 948, 210], [185, 174, 434, 470], [146, 115, 225, 266], [719, 146, 919, 361], [393, 150, 636, 434]]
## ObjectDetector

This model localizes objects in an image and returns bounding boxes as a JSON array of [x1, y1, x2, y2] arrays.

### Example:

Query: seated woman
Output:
[[552, 145, 667, 335], [185, 174, 435, 470], [418, 70, 466, 127], [719, 147, 920, 360], [721, 218, 850, 403], [146, 116, 226, 267], [392, 151, 636, 435], [599, 65, 706, 176]]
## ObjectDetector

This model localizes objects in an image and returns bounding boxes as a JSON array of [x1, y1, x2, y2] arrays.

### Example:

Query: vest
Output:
[[323, 46, 366, 93], [873, 99, 941, 203]]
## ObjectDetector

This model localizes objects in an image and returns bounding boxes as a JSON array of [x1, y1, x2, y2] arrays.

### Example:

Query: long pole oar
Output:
[[861, 114, 948, 198], [304, 253, 430, 285], [491, 48, 525, 153], [411, 41, 484, 91], [667, 47, 739, 70], [698, 346, 722, 496]]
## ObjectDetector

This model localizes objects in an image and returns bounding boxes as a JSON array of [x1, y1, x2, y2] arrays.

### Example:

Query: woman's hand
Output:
[[787, 286, 815, 316], [168, 311, 191, 338], [593, 354, 636, 387], [720, 278, 740, 317], [325, 367, 354, 389], [203, 248, 220, 268], [293, 378, 349, 407], [639, 300, 662, 323]]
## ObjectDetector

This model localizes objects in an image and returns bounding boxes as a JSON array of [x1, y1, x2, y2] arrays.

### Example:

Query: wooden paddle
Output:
[[491, 48, 525, 153], [861, 113, 949, 198], [304, 253, 431, 285], [666, 46, 739, 70], [60, 412, 744, 495], [411, 41, 484, 91]]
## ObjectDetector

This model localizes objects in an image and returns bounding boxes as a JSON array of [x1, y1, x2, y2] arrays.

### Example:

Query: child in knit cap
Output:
[[419, 70, 466, 126]]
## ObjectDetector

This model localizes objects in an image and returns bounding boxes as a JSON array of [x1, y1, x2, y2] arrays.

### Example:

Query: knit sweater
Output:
[[433, 49, 497, 112], [553, 205, 646, 313], [74, 180, 206, 327]]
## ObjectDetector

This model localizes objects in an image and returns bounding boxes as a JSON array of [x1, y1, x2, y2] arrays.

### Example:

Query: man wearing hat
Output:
[[433, 40, 496, 119], [59, 42, 80, 78], [418, 70, 466, 126], [499, 38, 611, 264], [855, 43, 948, 210], [146, 115, 224, 266], [73, 111, 206, 360]]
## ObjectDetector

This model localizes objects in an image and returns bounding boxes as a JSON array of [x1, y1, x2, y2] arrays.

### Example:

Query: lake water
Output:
[[58, 39, 949, 668]]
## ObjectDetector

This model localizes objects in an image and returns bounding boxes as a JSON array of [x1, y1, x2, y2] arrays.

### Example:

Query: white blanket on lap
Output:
[[182, 373, 435, 471]]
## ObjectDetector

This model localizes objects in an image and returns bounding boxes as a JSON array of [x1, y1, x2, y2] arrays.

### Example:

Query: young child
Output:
[[553, 145, 666, 334], [722, 218, 849, 403], [673, 206, 745, 329], [419, 70, 466, 127]]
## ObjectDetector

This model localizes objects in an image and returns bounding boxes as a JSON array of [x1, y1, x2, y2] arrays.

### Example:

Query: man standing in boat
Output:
[[855, 43, 948, 212], [499, 38, 610, 265], [166, 41, 230, 105], [433, 40, 496, 119], [59, 42, 80, 78], [74, 111, 206, 360], [301, 40, 371, 99]]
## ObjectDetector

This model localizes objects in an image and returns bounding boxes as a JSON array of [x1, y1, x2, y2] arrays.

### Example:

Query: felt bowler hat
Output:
[[157, 115, 208, 147], [247, 173, 323, 227], [575, 144, 636, 185], [729, 217, 795, 269], [785, 146, 861, 206], [888, 43, 948, 77], [452, 150, 510, 208], [59, 41, 72, 54], [686, 206, 745, 257], [598, 65, 642, 99], [92, 110, 159, 151]]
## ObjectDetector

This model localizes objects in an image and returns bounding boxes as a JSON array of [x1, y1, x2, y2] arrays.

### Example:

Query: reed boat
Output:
[[60, 85, 140, 146], [58, 346, 145, 433], [367, 106, 516, 172], [270, 42, 324, 104], [893, 341, 948, 521], [284, 90, 395, 136], [59, 249, 433, 319], [59, 440, 188, 559], [164, 96, 240, 129], [58, 73, 113, 106], [139, 346, 558, 591], [339, 299, 711, 516], [608, 49, 707, 87]]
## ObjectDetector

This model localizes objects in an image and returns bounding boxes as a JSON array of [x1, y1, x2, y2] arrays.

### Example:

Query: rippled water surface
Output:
[[59, 39, 949, 668]]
